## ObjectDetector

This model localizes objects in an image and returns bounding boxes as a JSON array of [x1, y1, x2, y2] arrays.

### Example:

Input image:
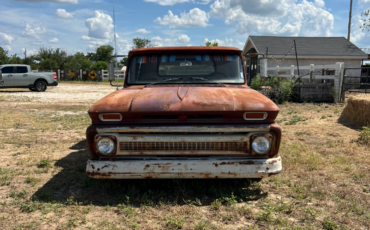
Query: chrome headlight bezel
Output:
[[95, 136, 117, 156], [251, 135, 272, 155]]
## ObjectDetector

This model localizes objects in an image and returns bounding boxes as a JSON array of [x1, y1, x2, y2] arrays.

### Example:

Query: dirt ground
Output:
[[0, 83, 369, 230]]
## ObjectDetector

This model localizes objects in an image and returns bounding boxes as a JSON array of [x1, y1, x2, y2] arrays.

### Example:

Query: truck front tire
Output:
[[35, 81, 47, 92]]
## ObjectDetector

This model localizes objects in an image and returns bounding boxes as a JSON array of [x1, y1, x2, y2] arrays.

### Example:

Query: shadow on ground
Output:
[[337, 117, 363, 131], [32, 140, 266, 207], [0, 90, 34, 93]]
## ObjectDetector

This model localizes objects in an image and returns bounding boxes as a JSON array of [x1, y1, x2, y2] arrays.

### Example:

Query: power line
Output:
[[269, 42, 295, 62]]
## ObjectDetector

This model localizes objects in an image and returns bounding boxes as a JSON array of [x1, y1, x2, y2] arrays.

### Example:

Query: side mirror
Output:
[[108, 62, 115, 81]]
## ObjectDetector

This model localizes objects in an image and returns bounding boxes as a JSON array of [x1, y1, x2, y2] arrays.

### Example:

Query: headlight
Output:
[[96, 137, 115, 155], [252, 136, 271, 154]]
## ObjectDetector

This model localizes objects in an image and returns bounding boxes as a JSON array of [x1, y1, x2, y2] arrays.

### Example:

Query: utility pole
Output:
[[24, 48, 27, 59], [348, 0, 353, 41]]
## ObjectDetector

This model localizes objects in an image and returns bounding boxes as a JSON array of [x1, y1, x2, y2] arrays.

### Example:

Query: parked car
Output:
[[0, 64, 58, 92], [85, 46, 282, 179]]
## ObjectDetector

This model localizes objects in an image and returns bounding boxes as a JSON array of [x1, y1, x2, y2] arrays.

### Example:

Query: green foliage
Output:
[[132, 37, 152, 49], [323, 219, 337, 230], [86, 45, 114, 63], [194, 220, 208, 230], [0, 47, 9, 64], [284, 115, 306, 125], [165, 216, 185, 229], [354, 126, 370, 146], [205, 41, 218, 46], [35, 47, 70, 70], [120, 57, 128, 66], [251, 74, 295, 103], [360, 9, 370, 31], [92, 61, 108, 70], [37, 159, 51, 168]]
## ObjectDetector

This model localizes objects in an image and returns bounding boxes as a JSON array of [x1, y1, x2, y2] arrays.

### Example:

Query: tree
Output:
[[95, 45, 114, 62], [205, 41, 219, 46], [92, 61, 108, 70], [0, 47, 10, 65], [120, 57, 128, 66], [64, 52, 93, 70], [132, 37, 152, 49], [361, 9, 370, 31], [35, 47, 69, 70]]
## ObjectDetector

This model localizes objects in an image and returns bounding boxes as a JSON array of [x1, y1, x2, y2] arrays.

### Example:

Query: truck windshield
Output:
[[127, 54, 245, 85]]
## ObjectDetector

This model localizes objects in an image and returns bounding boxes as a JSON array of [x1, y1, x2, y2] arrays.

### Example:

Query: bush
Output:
[[353, 126, 370, 146], [251, 74, 295, 104]]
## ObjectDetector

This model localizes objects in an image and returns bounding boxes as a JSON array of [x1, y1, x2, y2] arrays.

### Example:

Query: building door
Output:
[[248, 56, 258, 84]]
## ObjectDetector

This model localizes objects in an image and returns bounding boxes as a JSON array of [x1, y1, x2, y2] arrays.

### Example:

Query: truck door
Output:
[[14, 66, 30, 86], [0, 66, 15, 87]]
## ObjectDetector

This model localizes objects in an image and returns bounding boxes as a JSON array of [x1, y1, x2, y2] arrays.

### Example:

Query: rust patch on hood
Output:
[[89, 86, 279, 114], [177, 87, 190, 101]]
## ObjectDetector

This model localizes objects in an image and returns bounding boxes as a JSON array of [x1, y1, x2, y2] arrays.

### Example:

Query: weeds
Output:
[[25, 177, 40, 186], [37, 159, 51, 168], [285, 115, 306, 125], [323, 219, 337, 230], [165, 216, 185, 229], [194, 220, 208, 230], [352, 126, 370, 146]]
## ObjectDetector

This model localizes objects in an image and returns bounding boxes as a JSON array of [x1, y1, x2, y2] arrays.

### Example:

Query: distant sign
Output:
[[89, 71, 97, 80]]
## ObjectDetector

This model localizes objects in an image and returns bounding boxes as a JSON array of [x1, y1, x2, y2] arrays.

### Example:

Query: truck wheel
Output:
[[29, 88, 36, 91], [35, 81, 47, 92]]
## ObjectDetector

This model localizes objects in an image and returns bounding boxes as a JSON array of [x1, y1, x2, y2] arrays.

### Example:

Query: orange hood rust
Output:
[[88, 86, 279, 124]]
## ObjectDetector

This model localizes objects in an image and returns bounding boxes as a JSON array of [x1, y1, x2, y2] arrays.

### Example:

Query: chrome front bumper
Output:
[[86, 156, 282, 179]]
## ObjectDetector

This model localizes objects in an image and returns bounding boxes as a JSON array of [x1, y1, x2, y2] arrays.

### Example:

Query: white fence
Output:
[[102, 69, 126, 80], [267, 62, 344, 102]]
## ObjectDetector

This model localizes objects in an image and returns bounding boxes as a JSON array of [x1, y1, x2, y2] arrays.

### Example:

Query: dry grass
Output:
[[0, 85, 370, 229], [340, 94, 370, 127]]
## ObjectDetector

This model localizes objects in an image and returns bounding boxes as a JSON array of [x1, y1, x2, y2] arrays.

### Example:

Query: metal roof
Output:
[[244, 36, 368, 57]]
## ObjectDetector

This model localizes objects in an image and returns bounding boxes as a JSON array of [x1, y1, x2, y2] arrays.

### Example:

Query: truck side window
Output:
[[1, 67, 14, 73], [16, 66, 28, 73]]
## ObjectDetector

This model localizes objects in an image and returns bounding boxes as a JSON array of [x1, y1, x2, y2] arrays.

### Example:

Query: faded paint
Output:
[[86, 156, 282, 179], [85, 46, 283, 179]]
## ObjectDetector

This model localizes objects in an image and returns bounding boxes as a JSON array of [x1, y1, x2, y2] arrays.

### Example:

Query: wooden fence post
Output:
[[290, 65, 294, 77], [310, 64, 315, 83], [333, 62, 342, 103], [57, 69, 60, 80]]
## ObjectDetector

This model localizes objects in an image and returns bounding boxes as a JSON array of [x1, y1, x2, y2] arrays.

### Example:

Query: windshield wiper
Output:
[[144, 78, 183, 87], [189, 77, 226, 87]]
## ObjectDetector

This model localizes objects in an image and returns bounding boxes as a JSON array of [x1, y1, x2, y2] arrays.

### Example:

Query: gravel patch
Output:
[[0, 83, 117, 103]]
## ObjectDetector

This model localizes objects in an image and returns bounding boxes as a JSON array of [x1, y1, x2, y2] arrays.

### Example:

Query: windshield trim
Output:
[[126, 53, 246, 86]]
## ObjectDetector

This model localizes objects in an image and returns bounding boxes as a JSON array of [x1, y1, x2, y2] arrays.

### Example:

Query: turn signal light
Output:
[[53, 73, 57, 80], [243, 112, 267, 120], [99, 113, 122, 121]]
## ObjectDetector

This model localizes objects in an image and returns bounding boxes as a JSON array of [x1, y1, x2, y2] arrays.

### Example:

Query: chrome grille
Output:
[[119, 142, 248, 151]]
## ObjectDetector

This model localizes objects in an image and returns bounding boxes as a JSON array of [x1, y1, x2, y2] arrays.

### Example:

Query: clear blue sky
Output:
[[0, 0, 369, 57]]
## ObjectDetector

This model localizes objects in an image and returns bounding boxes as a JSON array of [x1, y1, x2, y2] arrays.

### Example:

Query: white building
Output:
[[243, 36, 369, 83]]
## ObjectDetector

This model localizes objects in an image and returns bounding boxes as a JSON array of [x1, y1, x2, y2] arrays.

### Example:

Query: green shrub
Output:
[[353, 126, 370, 146], [251, 74, 295, 104]]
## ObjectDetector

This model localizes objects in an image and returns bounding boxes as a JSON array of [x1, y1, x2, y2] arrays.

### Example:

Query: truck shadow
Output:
[[32, 140, 267, 207], [0, 90, 34, 93]]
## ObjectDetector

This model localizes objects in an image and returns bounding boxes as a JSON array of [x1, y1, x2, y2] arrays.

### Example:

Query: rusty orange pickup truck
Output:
[[85, 46, 282, 179]]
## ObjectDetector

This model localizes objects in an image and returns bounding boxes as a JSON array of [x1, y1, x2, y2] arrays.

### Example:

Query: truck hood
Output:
[[88, 86, 279, 113]]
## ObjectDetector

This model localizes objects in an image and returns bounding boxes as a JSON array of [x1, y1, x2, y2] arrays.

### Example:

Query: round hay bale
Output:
[[340, 94, 370, 127]]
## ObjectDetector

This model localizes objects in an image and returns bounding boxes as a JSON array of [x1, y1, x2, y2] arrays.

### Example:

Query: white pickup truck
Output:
[[0, 64, 58, 92]]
